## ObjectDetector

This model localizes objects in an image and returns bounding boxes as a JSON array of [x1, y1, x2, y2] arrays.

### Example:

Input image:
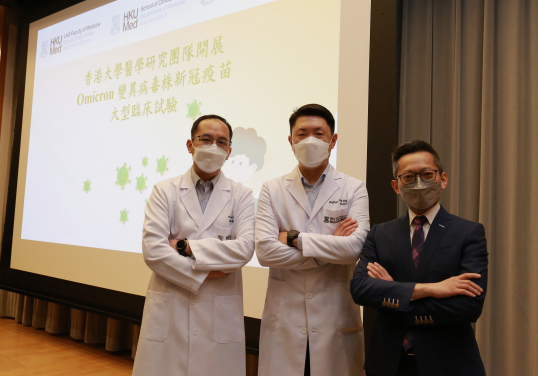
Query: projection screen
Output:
[[11, 0, 371, 319]]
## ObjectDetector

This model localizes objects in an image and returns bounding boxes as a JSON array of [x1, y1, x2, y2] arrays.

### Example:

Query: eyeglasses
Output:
[[192, 135, 232, 150], [397, 170, 439, 185]]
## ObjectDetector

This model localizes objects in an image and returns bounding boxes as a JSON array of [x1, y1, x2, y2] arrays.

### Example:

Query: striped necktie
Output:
[[403, 215, 428, 351]]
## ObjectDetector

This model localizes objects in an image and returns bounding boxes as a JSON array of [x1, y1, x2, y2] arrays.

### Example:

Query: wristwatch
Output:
[[287, 230, 300, 247], [175, 238, 189, 257]]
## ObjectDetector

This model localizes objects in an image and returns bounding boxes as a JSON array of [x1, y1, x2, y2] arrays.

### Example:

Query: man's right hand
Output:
[[412, 273, 483, 300], [207, 271, 227, 279], [333, 217, 358, 236], [430, 273, 483, 298]]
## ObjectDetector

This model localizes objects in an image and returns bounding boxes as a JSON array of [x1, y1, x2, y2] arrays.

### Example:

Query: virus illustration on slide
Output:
[[187, 100, 202, 120], [135, 174, 147, 193], [116, 163, 131, 189], [156, 155, 169, 176], [83, 179, 91, 193], [120, 209, 129, 224], [142, 156, 149, 167]]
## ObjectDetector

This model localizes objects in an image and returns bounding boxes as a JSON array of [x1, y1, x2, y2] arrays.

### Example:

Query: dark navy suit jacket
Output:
[[350, 206, 488, 376]]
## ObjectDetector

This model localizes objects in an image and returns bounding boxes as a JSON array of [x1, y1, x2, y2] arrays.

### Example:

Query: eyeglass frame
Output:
[[191, 134, 232, 149], [396, 169, 439, 185]]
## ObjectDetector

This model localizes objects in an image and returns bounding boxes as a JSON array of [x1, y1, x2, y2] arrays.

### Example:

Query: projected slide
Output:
[[20, 0, 341, 262]]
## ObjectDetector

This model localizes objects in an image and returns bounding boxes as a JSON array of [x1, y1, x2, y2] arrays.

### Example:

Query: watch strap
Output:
[[287, 231, 300, 247]]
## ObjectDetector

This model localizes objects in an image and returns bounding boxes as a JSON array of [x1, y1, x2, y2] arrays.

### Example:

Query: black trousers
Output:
[[395, 348, 419, 376], [366, 348, 419, 376], [304, 339, 310, 376]]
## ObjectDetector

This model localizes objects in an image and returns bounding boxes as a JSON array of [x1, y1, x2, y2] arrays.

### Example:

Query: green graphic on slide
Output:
[[157, 155, 169, 175], [116, 163, 131, 189], [120, 209, 129, 224], [83, 179, 91, 193], [142, 156, 149, 167], [187, 100, 201, 120], [135, 174, 147, 193]]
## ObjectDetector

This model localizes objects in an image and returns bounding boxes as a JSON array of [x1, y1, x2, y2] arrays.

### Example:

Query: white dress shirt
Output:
[[191, 169, 220, 214], [296, 164, 330, 250], [408, 202, 441, 242]]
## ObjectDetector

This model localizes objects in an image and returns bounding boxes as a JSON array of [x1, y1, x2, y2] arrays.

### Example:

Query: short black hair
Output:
[[289, 104, 335, 134], [191, 115, 233, 140], [391, 140, 444, 178]]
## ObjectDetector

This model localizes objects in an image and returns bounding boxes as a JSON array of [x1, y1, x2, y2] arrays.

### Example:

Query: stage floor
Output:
[[0, 317, 133, 375]]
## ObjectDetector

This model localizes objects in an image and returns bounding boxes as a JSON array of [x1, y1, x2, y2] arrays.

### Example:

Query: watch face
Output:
[[288, 230, 300, 238], [176, 239, 187, 251]]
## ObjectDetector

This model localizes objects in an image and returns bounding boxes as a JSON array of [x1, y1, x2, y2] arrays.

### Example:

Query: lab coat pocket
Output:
[[332, 282, 363, 335], [214, 295, 244, 344], [322, 207, 348, 233], [261, 278, 287, 331], [215, 225, 232, 241], [140, 290, 172, 342]]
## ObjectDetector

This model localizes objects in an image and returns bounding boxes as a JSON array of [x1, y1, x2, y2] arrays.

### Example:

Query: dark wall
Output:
[[364, 0, 402, 354]]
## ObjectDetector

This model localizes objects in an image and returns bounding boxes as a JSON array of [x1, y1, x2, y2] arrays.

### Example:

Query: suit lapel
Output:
[[395, 212, 414, 282], [415, 206, 452, 282], [195, 173, 231, 238], [179, 169, 203, 227], [285, 167, 312, 217], [310, 165, 340, 219]]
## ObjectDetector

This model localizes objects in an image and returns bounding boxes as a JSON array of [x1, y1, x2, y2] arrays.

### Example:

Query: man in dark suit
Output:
[[350, 140, 488, 376]]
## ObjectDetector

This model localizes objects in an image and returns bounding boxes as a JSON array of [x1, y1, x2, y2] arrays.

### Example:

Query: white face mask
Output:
[[193, 144, 228, 173], [293, 136, 332, 168], [399, 176, 441, 211]]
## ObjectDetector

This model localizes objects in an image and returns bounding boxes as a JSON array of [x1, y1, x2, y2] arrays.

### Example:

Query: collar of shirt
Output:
[[191, 167, 220, 188], [298, 164, 330, 189], [408, 202, 441, 226]]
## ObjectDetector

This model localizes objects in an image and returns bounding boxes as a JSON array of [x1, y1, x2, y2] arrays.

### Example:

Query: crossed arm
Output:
[[256, 182, 369, 269], [143, 184, 254, 292], [168, 239, 227, 279], [367, 262, 483, 299], [277, 217, 359, 245], [350, 223, 488, 325]]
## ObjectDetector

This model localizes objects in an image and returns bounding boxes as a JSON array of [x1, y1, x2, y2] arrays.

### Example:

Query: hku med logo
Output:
[[49, 35, 62, 55], [123, 8, 139, 31]]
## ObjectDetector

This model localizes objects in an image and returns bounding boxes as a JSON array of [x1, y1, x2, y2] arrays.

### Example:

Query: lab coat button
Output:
[[191, 300, 196, 305], [309, 226, 315, 232], [306, 293, 313, 299], [301, 327, 307, 334]]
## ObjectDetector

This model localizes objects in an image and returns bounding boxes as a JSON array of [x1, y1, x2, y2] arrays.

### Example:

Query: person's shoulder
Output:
[[153, 175, 182, 190], [262, 168, 297, 188], [332, 168, 365, 188], [224, 176, 252, 195], [373, 215, 405, 231], [444, 211, 485, 233]]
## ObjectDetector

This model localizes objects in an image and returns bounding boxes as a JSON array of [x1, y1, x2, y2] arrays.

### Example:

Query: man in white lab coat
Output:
[[256, 104, 370, 376], [132, 115, 255, 376]]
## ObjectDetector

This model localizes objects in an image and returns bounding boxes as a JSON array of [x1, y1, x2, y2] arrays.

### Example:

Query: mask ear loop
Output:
[[327, 134, 335, 159]]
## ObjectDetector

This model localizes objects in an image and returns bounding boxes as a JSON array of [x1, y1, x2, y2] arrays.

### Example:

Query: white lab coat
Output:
[[255, 164, 369, 376], [132, 168, 255, 376]]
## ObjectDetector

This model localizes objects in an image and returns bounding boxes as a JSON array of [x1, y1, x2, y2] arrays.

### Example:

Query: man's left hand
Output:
[[169, 239, 192, 256], [367, 262, 393, 281]]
